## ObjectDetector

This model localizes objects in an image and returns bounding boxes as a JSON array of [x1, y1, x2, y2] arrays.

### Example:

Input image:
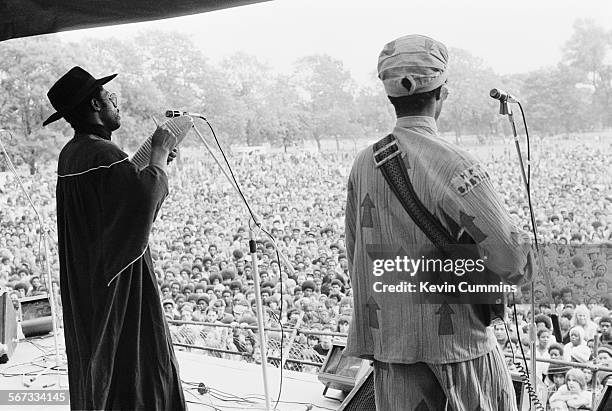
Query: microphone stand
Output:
[[0, 131, 64, 389], [248, 227, 272, 411], [497, 99, 539, 399], [187, 116, 295, 410]]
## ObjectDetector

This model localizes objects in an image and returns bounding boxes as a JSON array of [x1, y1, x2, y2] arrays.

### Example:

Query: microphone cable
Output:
[[492, 94, 551, 409], [506, 295, 544, 411], [201, 119, 258, 225], [514, 101, 550, 288]]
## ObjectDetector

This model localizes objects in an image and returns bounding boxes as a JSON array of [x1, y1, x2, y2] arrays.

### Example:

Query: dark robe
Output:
[[56, 127, 185, 411]]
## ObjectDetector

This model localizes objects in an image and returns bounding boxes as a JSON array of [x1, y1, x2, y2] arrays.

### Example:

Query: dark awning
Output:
[[0, 0, 268, 42]]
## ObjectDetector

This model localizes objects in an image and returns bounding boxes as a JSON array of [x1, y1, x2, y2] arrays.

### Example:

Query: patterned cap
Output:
[[378, 34, 448, 97]]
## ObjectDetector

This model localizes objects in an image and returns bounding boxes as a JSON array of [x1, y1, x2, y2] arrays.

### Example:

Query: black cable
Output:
[[184, 384, 222, 410], [208, 391, 256, 404], [185, 388, 222, 410], [517, 102, 541, 255], [204, 120, 258, 225], [185, 400, 219, 410], [207, 387, 259, 402], [183, 380, 335, 410], [508, 295, 545, 411], [518, 102, 531, 188], [505, 102, 553, 410]]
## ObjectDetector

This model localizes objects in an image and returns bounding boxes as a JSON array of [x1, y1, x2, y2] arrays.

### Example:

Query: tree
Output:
[[75, 31, 228, 151], [354, 79, 394, 144], [219, 52, 275, 146], [437, 47, 500, 143], [0, 36, 73, 173], [70, 36, 165, 150], [563, 18, 612, 127], [519, 64, 592, 136], [292, 55, 357, 151], [261, 74, 308, 152]]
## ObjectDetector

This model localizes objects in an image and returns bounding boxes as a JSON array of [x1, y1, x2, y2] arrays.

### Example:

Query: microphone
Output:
[[489, 88, 519, 104], [165, 110, 206, 120]]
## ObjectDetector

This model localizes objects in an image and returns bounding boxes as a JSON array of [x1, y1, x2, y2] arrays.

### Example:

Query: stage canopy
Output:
[[0, 0, 268, 42]]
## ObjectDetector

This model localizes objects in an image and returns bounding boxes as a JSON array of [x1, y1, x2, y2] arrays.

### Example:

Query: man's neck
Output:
[[73, 122, 112, 141], [395, 104, 436, 119]]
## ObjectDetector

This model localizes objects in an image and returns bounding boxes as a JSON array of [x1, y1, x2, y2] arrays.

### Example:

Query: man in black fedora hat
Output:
[[46, 66, 185, 410]]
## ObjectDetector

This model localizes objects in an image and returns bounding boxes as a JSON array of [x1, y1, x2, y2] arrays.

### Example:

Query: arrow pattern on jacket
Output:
[[414, 399, 430, 411], [367, 296, 379, 329], [361, 193, 375, 228], [459, 211, 487, 243], [435, 301, 455, 335]]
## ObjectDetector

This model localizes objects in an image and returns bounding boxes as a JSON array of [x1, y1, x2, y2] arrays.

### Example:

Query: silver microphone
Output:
[[165, 110, 206, 120], [489, 88, 520, 104]]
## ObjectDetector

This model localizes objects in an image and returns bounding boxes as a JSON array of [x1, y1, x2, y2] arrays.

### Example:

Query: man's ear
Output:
[[90, 97, 102, 112]]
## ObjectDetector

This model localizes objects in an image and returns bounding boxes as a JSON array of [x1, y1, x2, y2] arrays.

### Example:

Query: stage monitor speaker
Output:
[[317, 341, 371, 394], [19, 294, 53, 338], [595, 379, 612, 411], [337, 366, 375, 411], [1, 291, 19, 359]]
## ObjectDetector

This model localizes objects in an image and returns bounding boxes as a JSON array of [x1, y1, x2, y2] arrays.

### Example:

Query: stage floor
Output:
[[0, 334, 340, 410]]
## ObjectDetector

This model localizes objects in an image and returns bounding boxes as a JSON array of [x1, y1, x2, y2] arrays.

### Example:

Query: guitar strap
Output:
[[372, 133, 504, 325]]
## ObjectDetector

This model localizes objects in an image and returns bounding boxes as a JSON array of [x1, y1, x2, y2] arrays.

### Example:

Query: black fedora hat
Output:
[[43, 66, 117, 126]]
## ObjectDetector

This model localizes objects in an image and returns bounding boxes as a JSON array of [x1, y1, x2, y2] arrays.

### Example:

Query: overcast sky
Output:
[[58, 0, 612, 84]]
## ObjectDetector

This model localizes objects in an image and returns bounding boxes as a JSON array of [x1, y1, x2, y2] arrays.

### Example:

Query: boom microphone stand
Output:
[[490, 89, 554, 408], [491, 92, 551, 405], [507, 100, 538, 398]]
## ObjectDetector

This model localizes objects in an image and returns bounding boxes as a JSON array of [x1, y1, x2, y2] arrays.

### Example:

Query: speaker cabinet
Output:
[[1, 291, 18, 359]]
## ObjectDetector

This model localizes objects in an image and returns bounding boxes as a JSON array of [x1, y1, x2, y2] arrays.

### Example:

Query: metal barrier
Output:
[[167, 319, 347, 374], [503, 352, 612, 409], [169, 320, 612, 408]]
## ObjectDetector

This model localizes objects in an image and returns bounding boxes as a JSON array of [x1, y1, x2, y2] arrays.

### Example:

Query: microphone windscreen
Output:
[[489, 89, 501, 99], [165, 110, 181, 118]]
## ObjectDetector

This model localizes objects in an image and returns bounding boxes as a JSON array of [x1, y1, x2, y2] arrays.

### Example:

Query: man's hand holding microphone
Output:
[[149, 124, 179, 172]]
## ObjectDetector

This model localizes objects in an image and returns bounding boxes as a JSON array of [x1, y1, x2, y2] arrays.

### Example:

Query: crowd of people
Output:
[[0, 136, 611, 386], [496, 303, 612, 409]]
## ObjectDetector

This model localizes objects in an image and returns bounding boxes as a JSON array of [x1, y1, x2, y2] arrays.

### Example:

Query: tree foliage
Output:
[[437, 47, 500, 143], [0, 19, 610, 173], [563, 18, 612, 127]]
